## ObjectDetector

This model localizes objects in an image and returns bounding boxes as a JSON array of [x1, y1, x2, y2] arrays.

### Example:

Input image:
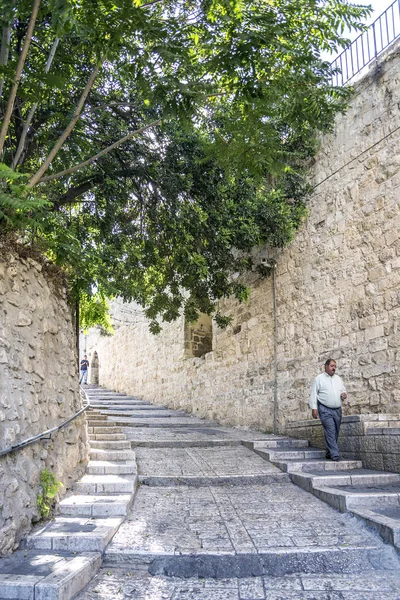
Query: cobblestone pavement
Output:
[[77, 388, 400, 599], [79, 569, 400, 599], [106, 484, 381, 557], [135, 447, 281, 477]]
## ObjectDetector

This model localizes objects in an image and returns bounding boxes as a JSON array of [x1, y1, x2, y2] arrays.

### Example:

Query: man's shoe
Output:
[[325, 453, 332, 460], [332, 457, 340, 462]]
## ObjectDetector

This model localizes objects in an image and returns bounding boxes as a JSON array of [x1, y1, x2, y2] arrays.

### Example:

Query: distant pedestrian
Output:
[[309, 359, 347, 461], [79, 354, 89, 385]]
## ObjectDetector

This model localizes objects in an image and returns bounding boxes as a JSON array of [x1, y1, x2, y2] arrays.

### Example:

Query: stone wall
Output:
[[286, 416, 400, 474], [0, 246, 89, 556], [85, 40, 400, 433]]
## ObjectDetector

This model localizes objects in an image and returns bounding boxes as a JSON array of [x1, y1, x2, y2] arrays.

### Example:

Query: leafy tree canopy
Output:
[[0, 0, 370, 330]]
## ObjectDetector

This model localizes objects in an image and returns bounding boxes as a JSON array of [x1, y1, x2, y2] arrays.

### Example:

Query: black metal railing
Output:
[[331, 0, 400, 86], [0, 387, 90, 458]]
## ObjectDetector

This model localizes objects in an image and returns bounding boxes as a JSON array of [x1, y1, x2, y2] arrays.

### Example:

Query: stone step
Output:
[[58, 494, 133, 517], [87, 392, 127, 397], [350, 506, 400, 552], [86, 414, 107, 420], [74, 567, 400, 599], [267, 456, 363, 473], [87, 421, 116, 428], [107, 419, 215, 428], [312, 483, 400, 512], [88, 427, 123, 435], [87, 421, 117, 429], [89, 400, 154, 405], [257, 448, 326, 461], [103, 544, 395, 578], [290, 469, 400, 494], [75, 474, 136, 494], [24, 517, 123, 552], [97, 411, 180, 418], [138, 473, 289, 487], [90, 448, 135, 461], [89, 402, 156, 408], [87, 460, 137, 475], [131, 439, 243, 448], [89, 439, 131, 450], [0, 549, 101, 600], [252, 439, 310, 449], [89, 433, 126, 441], [103, 482, 400, 579]]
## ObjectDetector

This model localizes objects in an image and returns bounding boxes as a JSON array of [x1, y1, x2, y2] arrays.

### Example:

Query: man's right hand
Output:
[[311, 409, 319, 420]]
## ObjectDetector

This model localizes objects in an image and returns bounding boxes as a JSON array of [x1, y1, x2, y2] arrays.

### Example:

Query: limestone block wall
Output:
[[0, 247, 89, 556], [286, 416, 400, 473], [86, 41, 400, 433]]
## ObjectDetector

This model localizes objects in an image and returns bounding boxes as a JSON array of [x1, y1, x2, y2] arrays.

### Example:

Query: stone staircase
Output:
[[2, 387, 400, 599], [245, 437, 400, 553], [0, 393, 138, 600]]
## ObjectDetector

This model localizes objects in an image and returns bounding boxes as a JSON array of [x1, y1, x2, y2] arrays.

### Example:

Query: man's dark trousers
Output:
[[318, 401, 342, 460]]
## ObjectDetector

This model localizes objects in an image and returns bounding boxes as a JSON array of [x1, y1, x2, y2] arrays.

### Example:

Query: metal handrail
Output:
[[331, 0, 400, 86], [0, 386, 90, 458]]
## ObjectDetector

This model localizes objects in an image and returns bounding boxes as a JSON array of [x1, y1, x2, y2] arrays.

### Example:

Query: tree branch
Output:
[[55, 167, 146, 206], [0, 0, 41, 156], [0, 25, 12, 100], [11, 36, 60, 169], [37, 118, 162, 184], [28, 63, 101, 187]]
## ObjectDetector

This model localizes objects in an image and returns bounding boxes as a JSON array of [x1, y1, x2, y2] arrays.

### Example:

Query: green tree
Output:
[[0, 0, 370, 328]]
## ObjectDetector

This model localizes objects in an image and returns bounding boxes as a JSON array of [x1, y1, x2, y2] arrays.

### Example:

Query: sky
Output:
[[363, 0, 394, 25], [324, 0, 398, 64]]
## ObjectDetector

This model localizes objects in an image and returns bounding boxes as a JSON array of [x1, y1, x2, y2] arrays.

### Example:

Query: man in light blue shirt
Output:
[[310, 359, 347, 461]]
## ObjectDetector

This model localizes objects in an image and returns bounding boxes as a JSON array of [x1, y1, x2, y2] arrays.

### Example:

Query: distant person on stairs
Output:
[[79, 354, 90, 385], [309, 359, 347, 462]]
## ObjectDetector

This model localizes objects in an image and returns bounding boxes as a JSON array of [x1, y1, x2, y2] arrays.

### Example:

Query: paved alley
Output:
[[76, 387, 400, 600]]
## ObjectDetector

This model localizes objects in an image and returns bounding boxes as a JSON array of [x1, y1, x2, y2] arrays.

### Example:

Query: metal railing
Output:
[[0, 387, 90, 458], [331, 0, 400, 86]]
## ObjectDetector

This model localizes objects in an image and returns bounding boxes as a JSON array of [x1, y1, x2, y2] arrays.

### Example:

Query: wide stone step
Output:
[[0, 549, 101, 600], [104, 544, 395, 578], [89, 427, 123, 435], [87, 392, 127, 397], [87, 421, 117, 429], [97, 411, 180, 418], [350, 506, 400, 552], [90, 448, 135, 461], [87, 460, 137, 475], [74, 567, 400, 599], [89, 399, 150, 404], [89, 402, 156, 408], [86, 414, 107, 421], [89, 433, 126, 441], [107, 419, 215, 428], [24, 517, 123, 552], [290, 469, 400, 494], [258, 448, 326, 461], [89, 439, 131, 450], [58, 494, 132, 517], [269, 457, 363, 473], [139, 473, 289, 486], [75, 474, 136, 494], [313, 483, 400, 512], [103, 482, 400, 578], [252, 439, 310, 449]]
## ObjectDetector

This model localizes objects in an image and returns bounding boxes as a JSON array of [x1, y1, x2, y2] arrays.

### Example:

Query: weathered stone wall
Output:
[[286, 416, 400, 474], [0, 247, 89, 556], [86, 41, 400, 432]]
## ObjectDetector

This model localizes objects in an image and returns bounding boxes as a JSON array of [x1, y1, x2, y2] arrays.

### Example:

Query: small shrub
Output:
[[37, 470, 63, 520]]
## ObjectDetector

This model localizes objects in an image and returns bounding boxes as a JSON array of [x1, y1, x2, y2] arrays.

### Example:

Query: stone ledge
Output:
[[286, 414, 400, 430]]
